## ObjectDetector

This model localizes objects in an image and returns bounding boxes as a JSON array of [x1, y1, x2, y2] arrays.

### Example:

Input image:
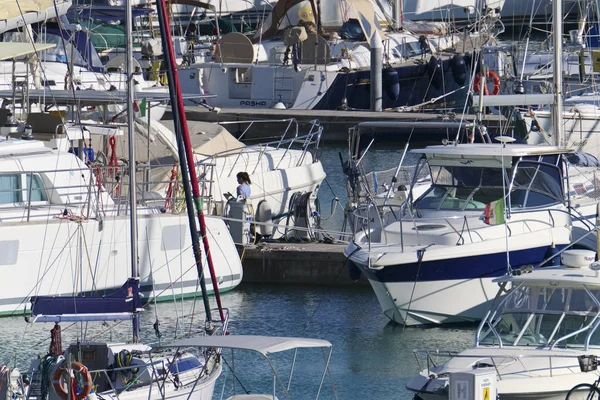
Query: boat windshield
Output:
[[413, 159, 563, 211], [479, 284, 600, 349]]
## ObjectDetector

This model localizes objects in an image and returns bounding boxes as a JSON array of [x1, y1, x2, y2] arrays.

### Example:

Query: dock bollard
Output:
[[370, 31, 383, 112]]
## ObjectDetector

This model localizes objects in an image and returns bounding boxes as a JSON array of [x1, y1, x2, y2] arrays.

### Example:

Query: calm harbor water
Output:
[[0, 143, 472, 400], [0, 285, 475, 400]]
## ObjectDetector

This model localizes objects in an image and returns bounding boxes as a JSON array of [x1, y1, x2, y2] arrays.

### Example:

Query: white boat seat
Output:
[[227, 395, 280, 400]]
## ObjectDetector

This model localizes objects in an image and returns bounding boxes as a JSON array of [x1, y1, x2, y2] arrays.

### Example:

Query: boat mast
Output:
[[552, 0, 564, 147], [126, 0, 141, 342], [156, 0, 226, 325]]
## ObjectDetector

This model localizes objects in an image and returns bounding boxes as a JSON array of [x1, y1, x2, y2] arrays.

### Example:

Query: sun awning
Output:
[[165, 335, 332, 355], [0, 42, 56, 61]]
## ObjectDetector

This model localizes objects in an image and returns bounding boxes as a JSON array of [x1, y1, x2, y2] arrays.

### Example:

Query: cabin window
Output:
[[510, 163, 563, 208], [0, 174, 48, 205], [479, 286, 600, 348], [0, 174, 22, 204], [415, 166, 507, 211], [26, 174, 48, 202], [415, 159, 563, 212]]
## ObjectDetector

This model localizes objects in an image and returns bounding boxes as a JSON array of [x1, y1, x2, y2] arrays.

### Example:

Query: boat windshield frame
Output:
[[476, 281, 600, 351], [410, 153, 565, 213]]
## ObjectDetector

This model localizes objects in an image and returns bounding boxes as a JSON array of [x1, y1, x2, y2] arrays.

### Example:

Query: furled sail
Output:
[[30, 278, 142, 322]]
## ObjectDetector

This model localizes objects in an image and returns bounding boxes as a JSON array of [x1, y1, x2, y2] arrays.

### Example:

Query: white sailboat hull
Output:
[[0, 212, 242, 316]]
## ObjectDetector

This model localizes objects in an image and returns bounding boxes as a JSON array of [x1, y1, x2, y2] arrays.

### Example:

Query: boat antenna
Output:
[[552, 0, 563, 147], [156, 0, 226, 326], [126, 0, 140, 343]]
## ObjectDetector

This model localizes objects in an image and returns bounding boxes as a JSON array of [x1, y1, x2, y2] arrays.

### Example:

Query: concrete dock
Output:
[[179, 106, 510, 142], [238, 242, 369, 286]]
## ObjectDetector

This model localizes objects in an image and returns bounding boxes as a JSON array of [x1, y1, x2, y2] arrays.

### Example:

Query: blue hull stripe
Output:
[[356, 245, 565, 283]]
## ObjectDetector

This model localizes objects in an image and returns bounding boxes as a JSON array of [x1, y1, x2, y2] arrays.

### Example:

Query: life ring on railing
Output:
[[52, 361, 92, 400], [473, 70, 501, 95]]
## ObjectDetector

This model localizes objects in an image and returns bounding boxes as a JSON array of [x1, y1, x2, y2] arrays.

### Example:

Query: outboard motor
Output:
[[226, 198, 254, 245], [255, 200, 273, 239]]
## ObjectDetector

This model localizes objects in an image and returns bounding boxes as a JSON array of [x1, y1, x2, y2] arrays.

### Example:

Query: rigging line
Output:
[[403, 246, 430, 332], [52, 2, 86, 133], [300, 242, 356, 334], [220, 356, 251, 395], [144, 225, 163, 332], [87, 262, 200, 342], [6, 224, 82, 317]]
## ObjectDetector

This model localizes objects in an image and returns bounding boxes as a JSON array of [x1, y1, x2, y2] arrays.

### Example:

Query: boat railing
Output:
[[413, 349, 590, 380], [202, 119, 322, 177], [0, 163, 210, 222], [218, 118, 299, 145], [350, 201, 567, 251]]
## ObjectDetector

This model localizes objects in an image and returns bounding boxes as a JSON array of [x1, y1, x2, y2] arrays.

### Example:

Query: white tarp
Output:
[[165, 335, 332, 355]]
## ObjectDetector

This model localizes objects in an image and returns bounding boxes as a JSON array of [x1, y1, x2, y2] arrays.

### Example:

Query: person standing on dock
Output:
[[236, 172, 252, 200]]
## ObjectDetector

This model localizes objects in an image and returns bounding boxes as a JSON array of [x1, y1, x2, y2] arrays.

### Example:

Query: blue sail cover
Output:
[[30, 278, 142, 322], [29, 23, 105, 73]]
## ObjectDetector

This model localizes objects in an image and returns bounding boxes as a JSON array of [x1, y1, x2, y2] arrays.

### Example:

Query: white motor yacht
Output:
[[407, 249, 600, 400], [344, 143, 573, 326]]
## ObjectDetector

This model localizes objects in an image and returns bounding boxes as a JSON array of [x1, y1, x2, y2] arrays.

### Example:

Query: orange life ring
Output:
[[52, 361, 93, 400], [473, 70, 501, 95]]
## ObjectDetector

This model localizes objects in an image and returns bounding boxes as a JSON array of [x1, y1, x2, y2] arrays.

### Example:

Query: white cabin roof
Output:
[[495, 266, 600, 289], [411, 144, 571, 168], [0, 138, 53, 155], [411, 144, 571, 158], [165, 335, 332, 355]]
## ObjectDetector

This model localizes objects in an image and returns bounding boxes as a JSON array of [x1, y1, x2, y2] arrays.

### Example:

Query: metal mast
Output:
[[126, 0, 140, 342], [552, 0, 564, 147]]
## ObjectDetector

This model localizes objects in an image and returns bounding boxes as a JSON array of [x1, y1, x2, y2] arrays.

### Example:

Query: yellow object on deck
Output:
[[592, 50, 600, 72]]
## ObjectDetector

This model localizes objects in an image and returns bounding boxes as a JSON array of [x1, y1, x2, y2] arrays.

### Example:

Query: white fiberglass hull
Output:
[[367, 278, 499, 326], [346, 219, 570, 326], [408, 348, 600, 400], [0, 212, 242, 316]]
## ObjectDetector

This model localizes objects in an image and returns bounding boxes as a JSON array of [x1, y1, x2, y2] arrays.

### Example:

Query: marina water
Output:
[[1, 285, 474, 399], [1, 144, 474, 399]]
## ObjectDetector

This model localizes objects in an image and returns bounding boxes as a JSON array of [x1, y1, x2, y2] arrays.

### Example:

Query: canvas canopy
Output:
[[0, 42, 55, 61], [165, 335, 332, 355]]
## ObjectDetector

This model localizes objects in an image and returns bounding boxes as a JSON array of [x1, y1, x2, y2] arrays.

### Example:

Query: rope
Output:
[[107, 136, 119, 174], [404, 246, 429, 331], [40, 355, 57, 400]]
